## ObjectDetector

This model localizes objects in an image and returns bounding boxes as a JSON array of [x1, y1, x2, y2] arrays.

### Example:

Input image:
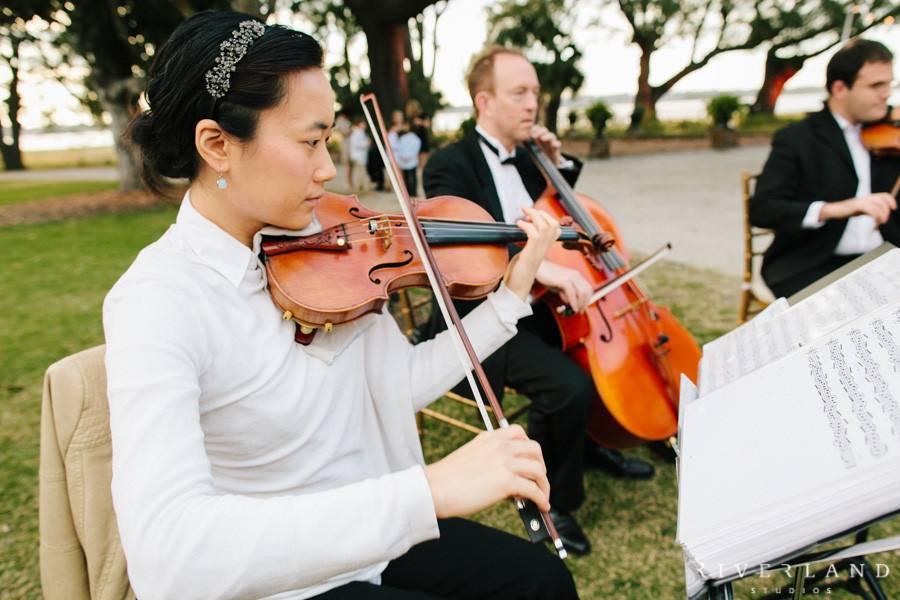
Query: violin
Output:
[[861, 106, 900, 156], [260, 94, 593, 558], [261, 192, 592, 332], [525, 141, 701, 448]]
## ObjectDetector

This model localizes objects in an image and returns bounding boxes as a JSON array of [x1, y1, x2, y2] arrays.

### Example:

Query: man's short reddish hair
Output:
[[466, 45, 528, 112]]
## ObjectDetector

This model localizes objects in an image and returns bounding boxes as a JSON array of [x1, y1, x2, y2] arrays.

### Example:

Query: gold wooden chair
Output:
[[390, 289, 530, 435], [738, 172, 776, 324]]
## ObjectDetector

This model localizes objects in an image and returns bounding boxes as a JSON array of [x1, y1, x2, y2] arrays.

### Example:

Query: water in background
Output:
[[20, 88, 899, 151]]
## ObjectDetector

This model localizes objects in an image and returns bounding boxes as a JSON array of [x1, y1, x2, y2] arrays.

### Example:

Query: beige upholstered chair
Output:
[[39, 346, 133, 600]]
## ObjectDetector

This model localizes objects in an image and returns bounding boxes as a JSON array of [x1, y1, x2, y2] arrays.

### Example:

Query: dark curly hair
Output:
[[128, 11, 323, 193]]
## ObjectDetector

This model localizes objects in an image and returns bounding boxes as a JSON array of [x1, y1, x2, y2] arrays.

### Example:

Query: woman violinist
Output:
[[104, 11, 577, 600]]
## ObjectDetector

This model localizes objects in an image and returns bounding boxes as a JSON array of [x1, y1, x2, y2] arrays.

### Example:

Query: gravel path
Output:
[[1, 145, 772, 277], [355, 145, 771, 278]]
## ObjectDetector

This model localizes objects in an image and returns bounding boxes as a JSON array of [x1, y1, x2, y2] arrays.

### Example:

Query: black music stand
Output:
[[694, 510, 900, 600]]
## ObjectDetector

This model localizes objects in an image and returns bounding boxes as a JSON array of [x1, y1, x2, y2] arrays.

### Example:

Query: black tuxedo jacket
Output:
[[423, 132, 581, 223], [749, 107, 900, 289], [422, 131, 582, 318], [416, 132, 581, 389]]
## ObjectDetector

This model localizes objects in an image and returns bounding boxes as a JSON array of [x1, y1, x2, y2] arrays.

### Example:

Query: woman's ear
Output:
[[195, 118, 230, 173]]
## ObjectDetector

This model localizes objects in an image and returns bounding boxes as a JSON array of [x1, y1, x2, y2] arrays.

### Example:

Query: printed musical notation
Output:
[[698, 250, 900, 397]]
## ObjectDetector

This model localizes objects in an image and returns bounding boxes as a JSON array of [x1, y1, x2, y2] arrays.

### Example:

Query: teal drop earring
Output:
[[216, 173, 228, 190]]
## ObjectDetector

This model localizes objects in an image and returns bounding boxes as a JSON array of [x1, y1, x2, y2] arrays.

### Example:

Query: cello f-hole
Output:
[[597, 306, 614, 343]]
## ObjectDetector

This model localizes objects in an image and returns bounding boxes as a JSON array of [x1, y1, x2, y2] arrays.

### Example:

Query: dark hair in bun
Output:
[[128, 10, 323, 193]]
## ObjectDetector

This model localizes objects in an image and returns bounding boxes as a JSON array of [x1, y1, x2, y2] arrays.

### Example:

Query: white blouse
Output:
[[103, 196, 532, 600]]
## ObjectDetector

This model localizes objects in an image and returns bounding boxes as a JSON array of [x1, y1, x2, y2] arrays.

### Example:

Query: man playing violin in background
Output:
[[750, 39, 900, 298], [419, 46, 655, 557]]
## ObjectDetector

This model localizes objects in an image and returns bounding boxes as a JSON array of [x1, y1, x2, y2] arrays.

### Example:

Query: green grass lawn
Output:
[[1, 207, 897, 598], [0, 180, 118, 207]]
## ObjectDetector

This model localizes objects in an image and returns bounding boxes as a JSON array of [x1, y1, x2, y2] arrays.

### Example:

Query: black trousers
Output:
[[403, 168, 418, 196], [767, 254, 860, 299], [311, 518, 578, 599], [512, 308, 593, 511], [453, 304, 592, 512]]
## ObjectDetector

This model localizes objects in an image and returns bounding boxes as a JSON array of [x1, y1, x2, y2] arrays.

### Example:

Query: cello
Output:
[[524, 141, 701, 448]]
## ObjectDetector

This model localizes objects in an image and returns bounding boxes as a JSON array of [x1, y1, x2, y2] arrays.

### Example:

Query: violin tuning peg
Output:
[[324, 322, 333, 333], [282, 310, 293, 321]]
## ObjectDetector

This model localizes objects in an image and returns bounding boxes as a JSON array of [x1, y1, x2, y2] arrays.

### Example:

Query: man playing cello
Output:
[[420, 46, 656, 557]]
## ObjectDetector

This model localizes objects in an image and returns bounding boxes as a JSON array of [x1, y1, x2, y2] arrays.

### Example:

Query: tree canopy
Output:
[[489, 0, 584, 134]]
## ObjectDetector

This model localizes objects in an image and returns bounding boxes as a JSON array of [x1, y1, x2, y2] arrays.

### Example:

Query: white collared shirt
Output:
[[103, 194, 531, 600], [476, 125, 535, 224], [801, 112, 883, 255]]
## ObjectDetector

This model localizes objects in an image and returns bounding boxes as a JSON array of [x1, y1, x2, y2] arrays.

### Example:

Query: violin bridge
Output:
[[368, 216, 393, 250]]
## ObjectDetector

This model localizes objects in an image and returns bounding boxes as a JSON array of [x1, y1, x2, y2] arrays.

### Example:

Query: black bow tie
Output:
[[477, 133, 517, 166]]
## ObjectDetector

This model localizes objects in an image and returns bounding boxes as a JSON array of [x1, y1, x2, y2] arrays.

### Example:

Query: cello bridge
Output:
[[613, 297, 649, 319]]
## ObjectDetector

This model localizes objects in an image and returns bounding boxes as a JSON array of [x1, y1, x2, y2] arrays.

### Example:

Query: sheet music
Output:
[[678, 301, 900, 576], [675, 374, 697, 465], [699, 250, 900, 396], [699, 298, 790, 395]]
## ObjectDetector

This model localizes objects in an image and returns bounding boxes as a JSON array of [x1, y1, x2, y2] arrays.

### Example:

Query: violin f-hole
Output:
[[368, 250, 414, 284]]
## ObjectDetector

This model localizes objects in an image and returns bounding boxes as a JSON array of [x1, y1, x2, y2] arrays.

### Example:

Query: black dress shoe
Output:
[[548, 508, 591, 556], [648, 440, 677, 463], [584, 443, 656, 479]]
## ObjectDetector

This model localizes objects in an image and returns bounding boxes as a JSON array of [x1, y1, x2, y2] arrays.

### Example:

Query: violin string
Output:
[[321, 220, 538, 244], [319, 217, 586, 244], [325, 229, 527, 245]]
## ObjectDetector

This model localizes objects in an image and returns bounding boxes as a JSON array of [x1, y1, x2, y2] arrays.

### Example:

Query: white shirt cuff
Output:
[[486, 283, 534, 328], [397, 466, 440, 546], [802, 201, 826, 229]]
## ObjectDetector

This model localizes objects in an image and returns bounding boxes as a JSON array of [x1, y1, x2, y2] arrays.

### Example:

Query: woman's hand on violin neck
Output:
[[504, 207, 561, 301], [424, 425, 551, 519], [534, 261, 593, 313]]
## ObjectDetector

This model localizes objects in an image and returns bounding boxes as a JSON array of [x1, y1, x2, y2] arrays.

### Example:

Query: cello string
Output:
[[523, 142, 683, 402]]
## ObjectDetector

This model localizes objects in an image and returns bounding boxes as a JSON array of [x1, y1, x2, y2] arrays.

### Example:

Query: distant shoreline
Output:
[[17, 84, 899, 152]]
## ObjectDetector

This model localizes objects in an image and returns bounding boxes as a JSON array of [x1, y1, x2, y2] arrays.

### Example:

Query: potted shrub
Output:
[[707, 94, 741, 149], [567, 110, 579, 133], [586, 100, 613, 158]]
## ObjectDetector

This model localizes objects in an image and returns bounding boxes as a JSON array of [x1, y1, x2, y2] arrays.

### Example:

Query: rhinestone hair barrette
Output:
[[205, 20, 266, 99]]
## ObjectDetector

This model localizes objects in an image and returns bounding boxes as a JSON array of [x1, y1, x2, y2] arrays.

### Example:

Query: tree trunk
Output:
[[629, 44, 656, 131], [750, 52, 805, 115], [97, 80, 143, 192], [544, 92, 561, 134], [0, 36, 25, 171], [345, 0, 436, 116], [359, 21, 409, 117]]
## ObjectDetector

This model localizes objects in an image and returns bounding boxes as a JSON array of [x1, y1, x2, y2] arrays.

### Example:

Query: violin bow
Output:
[[359, 93, 567, 559]]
